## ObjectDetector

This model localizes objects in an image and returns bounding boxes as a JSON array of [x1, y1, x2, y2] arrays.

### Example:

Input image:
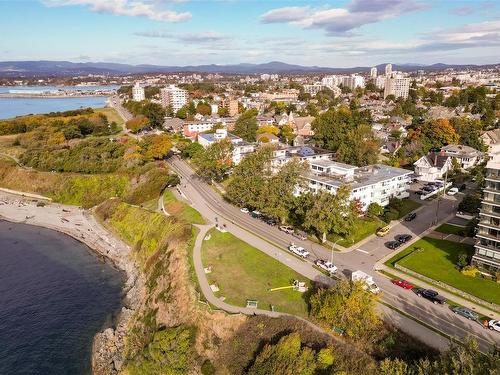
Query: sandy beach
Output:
[[0, 190, 143, 374]]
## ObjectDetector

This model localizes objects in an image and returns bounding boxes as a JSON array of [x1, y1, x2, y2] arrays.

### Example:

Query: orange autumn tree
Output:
[[421, 118, 460, 149]]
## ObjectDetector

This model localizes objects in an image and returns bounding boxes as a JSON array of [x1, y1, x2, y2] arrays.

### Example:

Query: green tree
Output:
[[192, 139, 233, 182], [259, 159, 307, 223], [303, 186, 355, 243], [247, 332, 332, 375], [280, 124, 296, 145], [233, 108, 258, 142], [127, 326, 194, 375], [309, 280, 382, 342], [126, 116, 150, 133], [181, 142, 204, 159], [196, 101, 212, 116], [142, 134, 172, 160], [141, 102, 166, 128], [225, 146, 273, 208], [367, 202, 383, 218]]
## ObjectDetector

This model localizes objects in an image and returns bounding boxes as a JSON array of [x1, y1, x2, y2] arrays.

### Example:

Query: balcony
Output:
[[476, 230, 500, 242], [480, 208, 500, 219]]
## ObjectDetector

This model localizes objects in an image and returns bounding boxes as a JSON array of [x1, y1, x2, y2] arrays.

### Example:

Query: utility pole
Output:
[[435, 168, 449, 225]]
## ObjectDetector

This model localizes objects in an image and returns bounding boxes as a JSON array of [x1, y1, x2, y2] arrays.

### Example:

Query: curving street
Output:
[[168, 155, 500, 351]]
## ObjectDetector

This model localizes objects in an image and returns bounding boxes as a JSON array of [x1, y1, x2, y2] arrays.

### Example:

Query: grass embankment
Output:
[[327, 217, 384, 247], [0, 158, 171, 208], [94, 107, 124, 128], [201, 228, 310, 316], [387, 237, 500, 306], [434, 223, 467, 236], [163, 189, 205, 225], [0, 134, 25, 160]]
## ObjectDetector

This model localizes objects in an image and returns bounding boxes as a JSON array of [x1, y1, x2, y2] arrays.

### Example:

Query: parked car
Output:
[[288, 244, 310, 258], [423, 186, 434, 192], [391, 279, 413, 289], [251, 210, 262, 218], [415, 191, 425, 196], [451, 306, 479, 321], [386, 241, 402, 250], [265, 218, 277, 226], [396, 234, 412, 243], [447, 187, 459, 196], [459, 183, 467, 191], [279, 225, 294, 234], [314, 259, 338, 274], [488, 320, 500, 332], [405, 212, 417, 221], [415, 288, 446, 304], [376, 226, 390, 237], [293, 231, 307, 240], [240, 207, 249, 213]]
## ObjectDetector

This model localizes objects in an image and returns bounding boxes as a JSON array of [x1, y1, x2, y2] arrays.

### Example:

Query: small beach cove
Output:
[[0, 191, 143, 374]]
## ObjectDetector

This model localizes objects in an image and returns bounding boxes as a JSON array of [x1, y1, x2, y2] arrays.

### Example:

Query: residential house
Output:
[[256, 133, 279, 144], [441, 144, 483, 170], [413, 151, 453, 181]]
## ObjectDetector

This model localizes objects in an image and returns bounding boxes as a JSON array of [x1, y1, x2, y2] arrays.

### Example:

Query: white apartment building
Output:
[[321, 75, 340, 88], [303, 83, 325, 97], [160, 85, 189, 113], [385, 63, 392, 75], [376, 76, 386, 89], [268, 145, 411, 210], [197, 128, 255, 165], [132, 82, 145, 101], [384, 73, 410, 99], [342, 75, 365, 90], [306, 161, 411, 210], [370, 67, 377, 78]]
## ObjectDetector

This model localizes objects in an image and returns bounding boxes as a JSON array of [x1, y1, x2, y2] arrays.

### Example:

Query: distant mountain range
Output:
[[0, 60, 498, 77]]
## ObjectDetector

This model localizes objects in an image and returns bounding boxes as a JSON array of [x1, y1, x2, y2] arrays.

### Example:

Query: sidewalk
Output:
[[426, 230, 476, 245]]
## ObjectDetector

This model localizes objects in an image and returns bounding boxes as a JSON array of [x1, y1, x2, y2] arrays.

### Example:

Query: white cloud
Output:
[[260, 0, 427, 35], [43, 0, 191, 22], [134, 30, 228, 43]]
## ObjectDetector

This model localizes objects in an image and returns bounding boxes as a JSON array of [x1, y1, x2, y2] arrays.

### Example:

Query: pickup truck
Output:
[[288, 244, 310, 258], [415, 288, 446, 304], [351, 270, 380, 293]]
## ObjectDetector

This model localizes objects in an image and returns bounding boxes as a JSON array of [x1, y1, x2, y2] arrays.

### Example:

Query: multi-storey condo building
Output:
[[132, 82, 145, 101], [384, 73, 410, 99], [370, 67, 377, 78], [161, 85, 189, 113], [342, 75, 365, 90], [270, 146, 411, 210], [321, 75, 340, 88], [474, 154, 500, 274], [303, 83, 326, 97], [385, 63, 392, 75]]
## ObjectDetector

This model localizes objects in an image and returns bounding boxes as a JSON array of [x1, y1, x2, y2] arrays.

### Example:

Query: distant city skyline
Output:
[[1, 0, 499, 66]]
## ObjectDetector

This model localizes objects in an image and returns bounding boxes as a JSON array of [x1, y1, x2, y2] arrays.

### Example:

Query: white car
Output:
[[488, 320, 500, 332], [447, 187, 459, 196], [288, 244, 310, 258], [315, 259, 338, 274], [240, 207, 249, 213]]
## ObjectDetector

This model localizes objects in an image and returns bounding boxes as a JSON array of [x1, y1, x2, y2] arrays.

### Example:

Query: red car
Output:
[[391, 279, 413, 289]]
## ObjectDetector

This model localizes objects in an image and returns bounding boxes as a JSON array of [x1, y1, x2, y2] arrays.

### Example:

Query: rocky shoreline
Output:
[[0, 191, 144, 374]]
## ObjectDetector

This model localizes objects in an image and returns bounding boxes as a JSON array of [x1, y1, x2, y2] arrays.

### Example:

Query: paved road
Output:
[[169, 156, 500, 351]]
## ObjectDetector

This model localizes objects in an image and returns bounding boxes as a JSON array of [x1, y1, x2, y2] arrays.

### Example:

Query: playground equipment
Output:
[[268, 280, 307, 293]]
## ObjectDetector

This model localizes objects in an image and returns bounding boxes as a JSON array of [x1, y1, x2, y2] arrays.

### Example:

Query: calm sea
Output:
[[0, 220, 124, 375], [0, 85, 118, 119]]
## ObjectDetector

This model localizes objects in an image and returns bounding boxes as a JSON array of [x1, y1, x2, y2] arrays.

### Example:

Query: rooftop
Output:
[[306, 164, 412, 189]]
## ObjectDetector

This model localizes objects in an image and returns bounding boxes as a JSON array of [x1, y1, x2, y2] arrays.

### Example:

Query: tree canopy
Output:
[[233, 108, 258, 142]]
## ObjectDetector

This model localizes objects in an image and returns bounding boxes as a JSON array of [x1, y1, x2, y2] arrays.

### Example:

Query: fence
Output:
[[394, 263, 500, 312]]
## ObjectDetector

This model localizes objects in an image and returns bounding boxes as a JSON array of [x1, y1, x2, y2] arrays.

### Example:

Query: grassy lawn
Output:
[[396, 199, 422, 218], [95, 107, 124, 128], [201, 229, 310, 316], [163, 189, 205, 225], [327, 217, 383, 248], [0, 135, 25, 160], [435, 223, 467, 236], [395, 237, 500, 305]]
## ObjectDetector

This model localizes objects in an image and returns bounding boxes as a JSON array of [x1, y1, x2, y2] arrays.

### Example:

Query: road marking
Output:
[[356, 248, 369, 254]]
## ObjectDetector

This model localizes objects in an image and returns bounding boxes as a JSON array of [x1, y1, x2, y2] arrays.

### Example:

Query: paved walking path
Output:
[[426, 230, 476, 245]]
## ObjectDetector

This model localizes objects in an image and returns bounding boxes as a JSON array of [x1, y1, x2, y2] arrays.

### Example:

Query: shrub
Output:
[[461, 265, 480, 277], [383, 208, 400, 223], [367, 202, 383, 218]]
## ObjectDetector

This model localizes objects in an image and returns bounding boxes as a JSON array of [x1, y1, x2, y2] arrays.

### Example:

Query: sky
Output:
[[1, 0, 499, 67]]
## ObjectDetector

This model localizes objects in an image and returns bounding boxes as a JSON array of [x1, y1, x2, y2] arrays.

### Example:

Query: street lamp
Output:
[[331, 239, 341, 264]]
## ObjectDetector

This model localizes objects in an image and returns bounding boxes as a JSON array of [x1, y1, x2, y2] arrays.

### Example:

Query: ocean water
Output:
[[0, 85, 118, 119], [0, 220, 124, 375]]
